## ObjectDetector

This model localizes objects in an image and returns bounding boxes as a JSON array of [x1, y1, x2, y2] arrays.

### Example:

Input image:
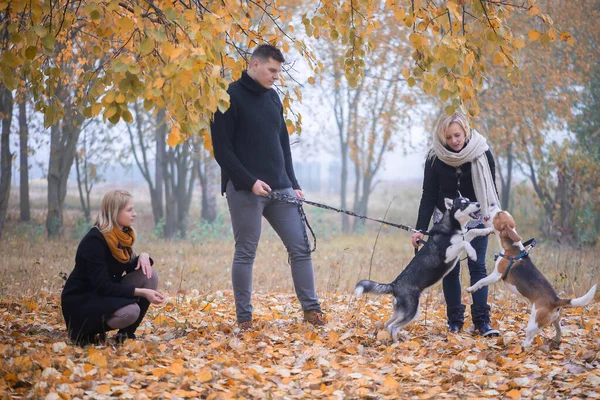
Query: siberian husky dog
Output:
[[355, 196, 493, 341]]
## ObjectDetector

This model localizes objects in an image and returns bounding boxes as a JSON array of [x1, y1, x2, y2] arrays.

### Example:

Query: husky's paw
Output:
[[465, 285, 476, 293], [466, 246, 477, 261], [483, 227, 494, 236]]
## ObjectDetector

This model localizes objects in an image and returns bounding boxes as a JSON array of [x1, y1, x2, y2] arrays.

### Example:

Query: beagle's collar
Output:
[[495, 238, 537, 280]]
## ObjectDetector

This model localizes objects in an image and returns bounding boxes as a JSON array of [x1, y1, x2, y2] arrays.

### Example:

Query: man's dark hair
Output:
[[251, 44, 285, 63]]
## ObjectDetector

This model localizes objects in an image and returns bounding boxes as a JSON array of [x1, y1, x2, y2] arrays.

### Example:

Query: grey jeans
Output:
[[225, 181, 321, 322]]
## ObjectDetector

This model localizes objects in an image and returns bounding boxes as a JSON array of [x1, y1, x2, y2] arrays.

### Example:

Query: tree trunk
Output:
[[500, 141, 513, 211], [74, 148, 91, 222], [18, 99, 30, 221], [352, 162, 362, 233], [163, 147, 178, 238], [46, 101, 83, 237], [198, 150, 218, 223], [153, 109, 166, 224], [0, 84, 13, 239], [555, 162, 573, 241], [340, 141, 349, 233], [353, 171, 373, 233]]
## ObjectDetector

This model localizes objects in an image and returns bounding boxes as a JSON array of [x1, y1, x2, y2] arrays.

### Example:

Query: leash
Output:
[[267, 191, 428, 253], [496, 238, 537, 280]]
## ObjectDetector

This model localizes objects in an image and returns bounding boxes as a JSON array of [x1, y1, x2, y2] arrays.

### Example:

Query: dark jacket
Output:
[[61, 227, 147, 341], [416, 150, 496, 232], [210, 71, 300, 194]]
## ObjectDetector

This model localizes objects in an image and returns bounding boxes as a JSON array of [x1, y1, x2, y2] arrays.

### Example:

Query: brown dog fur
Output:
[[467, 207, 597, 348]]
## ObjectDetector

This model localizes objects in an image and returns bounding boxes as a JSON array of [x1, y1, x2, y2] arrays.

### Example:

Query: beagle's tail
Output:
[[354, 280, 393, 296], [557, 284, 597, 308]]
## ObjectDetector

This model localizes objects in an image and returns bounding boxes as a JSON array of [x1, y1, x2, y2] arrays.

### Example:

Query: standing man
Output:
[[210, 44, 325, 331]]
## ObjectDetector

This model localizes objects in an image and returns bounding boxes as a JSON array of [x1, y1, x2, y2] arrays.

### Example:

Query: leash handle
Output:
[[414, 239, 426, 255]]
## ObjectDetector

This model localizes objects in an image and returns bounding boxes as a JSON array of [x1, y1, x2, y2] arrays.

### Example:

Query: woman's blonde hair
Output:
[[428, 111, 472, 159], [94, 190, 133, 233], [434, 111, 472, 145]]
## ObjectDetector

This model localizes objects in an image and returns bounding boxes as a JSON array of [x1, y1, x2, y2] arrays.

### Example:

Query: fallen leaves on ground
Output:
[[1, 291, 599, 399]]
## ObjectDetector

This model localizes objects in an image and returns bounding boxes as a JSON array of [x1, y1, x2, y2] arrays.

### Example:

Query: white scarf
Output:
[[432, 129, 499, 220]]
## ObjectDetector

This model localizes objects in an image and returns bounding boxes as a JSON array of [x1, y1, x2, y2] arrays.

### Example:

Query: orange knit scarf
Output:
[[102, 226, 136, 264]]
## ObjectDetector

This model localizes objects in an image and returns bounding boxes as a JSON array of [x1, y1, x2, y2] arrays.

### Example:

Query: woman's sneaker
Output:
[[448, 322, 463, 333], [474, 323, 500, 337]]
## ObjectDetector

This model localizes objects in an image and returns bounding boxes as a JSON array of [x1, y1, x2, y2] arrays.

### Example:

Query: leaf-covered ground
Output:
[[1, 291, 599, 399]]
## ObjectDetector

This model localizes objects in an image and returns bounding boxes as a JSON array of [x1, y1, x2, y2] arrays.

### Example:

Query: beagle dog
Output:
[[466, 206, 597, 349]]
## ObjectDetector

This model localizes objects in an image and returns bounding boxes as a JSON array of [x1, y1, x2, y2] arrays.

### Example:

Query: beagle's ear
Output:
[[444, 198, 453, 210], [506, 227, 522, 243]]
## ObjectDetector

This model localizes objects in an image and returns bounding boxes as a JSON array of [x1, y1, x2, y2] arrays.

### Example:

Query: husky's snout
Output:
[[468, 202, 481, 219]]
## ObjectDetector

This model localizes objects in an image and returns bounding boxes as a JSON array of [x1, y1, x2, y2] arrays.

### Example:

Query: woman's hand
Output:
[[136, 252, 152, 278], [135, 288, 166, 304], [294, 189, 304, 199], [411, 232, 425, 248]]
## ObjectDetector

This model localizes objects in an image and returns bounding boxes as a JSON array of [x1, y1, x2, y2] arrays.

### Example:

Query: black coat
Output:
[[415, 150, 496, 232], [61, 227, 145, 341]]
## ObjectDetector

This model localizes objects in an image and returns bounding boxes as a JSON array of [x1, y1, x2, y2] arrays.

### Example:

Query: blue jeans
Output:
[[442, 226, 491, 327]]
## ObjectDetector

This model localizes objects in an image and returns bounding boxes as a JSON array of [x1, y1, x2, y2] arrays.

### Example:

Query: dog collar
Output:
[[496, 238, 537, 280]]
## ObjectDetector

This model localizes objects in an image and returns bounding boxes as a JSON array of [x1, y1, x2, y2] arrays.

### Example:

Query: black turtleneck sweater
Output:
[[210, 71, 301, 194]]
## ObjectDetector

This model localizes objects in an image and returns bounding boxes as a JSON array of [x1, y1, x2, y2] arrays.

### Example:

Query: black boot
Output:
[[118, 297, 150, 340], [446, 304, 466, 333], [471, 304, 500, 337]]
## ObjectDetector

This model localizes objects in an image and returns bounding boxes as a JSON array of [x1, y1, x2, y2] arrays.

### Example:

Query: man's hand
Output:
[[294, 189, 304, 199], [252, 179, 271, 197]]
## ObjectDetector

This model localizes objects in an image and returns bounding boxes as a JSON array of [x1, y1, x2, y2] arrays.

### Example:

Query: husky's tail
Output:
[[354, 279, 393, 296], [556, 284, 597, 308]]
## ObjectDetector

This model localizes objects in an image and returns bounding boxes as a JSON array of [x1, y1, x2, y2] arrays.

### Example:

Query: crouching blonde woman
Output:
[[61, 190, 165, 345]]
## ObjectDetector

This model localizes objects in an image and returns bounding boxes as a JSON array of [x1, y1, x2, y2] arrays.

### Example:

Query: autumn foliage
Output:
[[1, 291, 599, 398], [1, 0, 564, 144]]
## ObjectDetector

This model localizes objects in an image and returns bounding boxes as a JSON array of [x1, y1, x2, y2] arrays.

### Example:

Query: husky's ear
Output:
[[444, 198, 453, 210]]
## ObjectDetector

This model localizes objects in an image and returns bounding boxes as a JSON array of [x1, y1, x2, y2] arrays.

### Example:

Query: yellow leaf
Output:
[[90, 103, 102, 117], [382, 377, 400, 390], [166, 126, 181, 147], [151, 367, 168, 377], [154, 314, 169, 325], [140, 38, 154, 56], [513, 38, 525, 49], [528, 30, 540, 41], [307, 76, 316, 85], [122, 109, 133, 123], [197, 370, 213, 382], [329, 331, 340, 343], [104, 106, 117, 119], [25, 300, 37, 312], [493, 53, 504, 65], [169, 361, 185, 376], [507, 389, 521, 399], [88, 348, 108, 368], [96, 385, 111, 395], [24, 46, 37, 60]]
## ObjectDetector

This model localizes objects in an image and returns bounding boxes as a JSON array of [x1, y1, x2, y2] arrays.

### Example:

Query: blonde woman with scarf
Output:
[[61, 190, 165, 345], [412, 112, 501, 337]]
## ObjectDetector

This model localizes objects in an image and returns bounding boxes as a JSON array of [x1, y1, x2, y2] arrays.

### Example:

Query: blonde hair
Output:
[[428, 111, 472, 159], [94, 190, 133, 233]]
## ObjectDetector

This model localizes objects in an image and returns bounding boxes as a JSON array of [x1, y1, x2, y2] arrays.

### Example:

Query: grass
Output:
[[1, 180, 598, 303]]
